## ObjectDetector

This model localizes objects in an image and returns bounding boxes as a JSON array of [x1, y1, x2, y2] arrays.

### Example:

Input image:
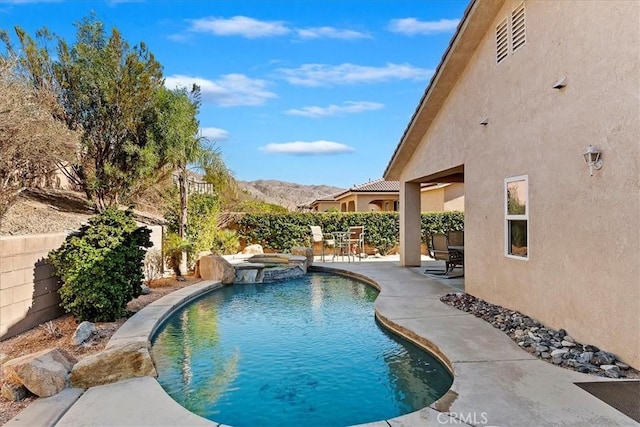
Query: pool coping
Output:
[[15, 262, 639, 427]]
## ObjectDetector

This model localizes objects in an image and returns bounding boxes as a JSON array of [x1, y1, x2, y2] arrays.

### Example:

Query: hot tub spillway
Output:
[[230, 254, 308, 284]]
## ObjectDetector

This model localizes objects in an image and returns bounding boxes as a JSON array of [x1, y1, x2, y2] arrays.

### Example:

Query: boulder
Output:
[[3, 348, 76, 397], [70, 342, 156, 389], [194, 250, 213, 277], [1, 377, 29, 401], [199, 255, 235, 284], [72, 321, 97, 346], [140, 284, 151, 295], [291, 246, 314, 267], [242, 244, 264, 255]]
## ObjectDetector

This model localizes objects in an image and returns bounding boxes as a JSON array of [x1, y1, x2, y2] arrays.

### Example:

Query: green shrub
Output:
[[211, 229, 240, 255], [48, 208, 152, 322], [235, 211, 464, 255], [163, 231, 192, 276], [165, 192, 226, 267]]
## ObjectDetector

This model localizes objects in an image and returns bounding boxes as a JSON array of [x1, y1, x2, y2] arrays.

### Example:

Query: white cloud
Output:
[[388, 18, 460, 35], [184, 16, 370, 41], [164, 74, 277, 107], [188, 16, 290, 38], [286, 101, 384, 118], [200, 127, 229, 141], [296, 27, 370, 40], [166, 33, 189, 42], [260, 140, 355, 155], [276, 63, 432, 87]]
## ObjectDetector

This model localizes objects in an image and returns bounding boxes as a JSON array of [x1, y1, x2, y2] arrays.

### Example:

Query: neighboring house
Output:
[[384, 0, 639, 368], [334, 179, 400, 212], [307, 179, 465, 213], [302, 193, 342, 212]]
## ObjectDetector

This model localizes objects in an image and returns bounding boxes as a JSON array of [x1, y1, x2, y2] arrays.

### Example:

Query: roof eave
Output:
[[383, 0, 505, 181]]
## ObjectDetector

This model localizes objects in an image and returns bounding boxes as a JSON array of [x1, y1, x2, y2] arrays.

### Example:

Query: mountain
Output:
[[238, 180, 345, 210]]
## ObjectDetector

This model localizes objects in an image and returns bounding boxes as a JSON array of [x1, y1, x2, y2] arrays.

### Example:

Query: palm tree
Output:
[[151, 85, 235, 277]]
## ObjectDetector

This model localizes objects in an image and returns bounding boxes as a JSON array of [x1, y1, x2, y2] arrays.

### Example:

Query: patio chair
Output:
[[346, 226, 365, 261], [425, 232, 464, 277], [309, 226, 335, 262], [448, 230, 464, 247]]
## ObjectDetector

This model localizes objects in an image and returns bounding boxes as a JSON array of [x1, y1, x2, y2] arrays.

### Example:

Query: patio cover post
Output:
[[399, 181, 422, 266]]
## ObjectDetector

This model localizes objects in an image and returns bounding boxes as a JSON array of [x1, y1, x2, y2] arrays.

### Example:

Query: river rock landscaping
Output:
[[440, 293, 638, 379]]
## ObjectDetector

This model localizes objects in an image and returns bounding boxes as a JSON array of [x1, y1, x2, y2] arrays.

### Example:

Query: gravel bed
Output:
[[441, 292, 638, 379]]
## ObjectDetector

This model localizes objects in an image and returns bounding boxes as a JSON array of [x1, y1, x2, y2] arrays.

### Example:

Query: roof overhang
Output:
[[384, 0, 505, 181]]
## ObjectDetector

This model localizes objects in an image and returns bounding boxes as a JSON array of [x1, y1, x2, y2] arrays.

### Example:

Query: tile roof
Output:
[[347, 179, 399, 193]]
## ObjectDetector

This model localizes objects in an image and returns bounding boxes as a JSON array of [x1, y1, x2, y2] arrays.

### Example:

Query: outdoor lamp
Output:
[[583, 145, 603, 176]]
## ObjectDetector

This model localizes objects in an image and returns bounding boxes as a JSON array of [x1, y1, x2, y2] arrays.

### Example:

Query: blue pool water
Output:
[[151, 272, 452, 426]]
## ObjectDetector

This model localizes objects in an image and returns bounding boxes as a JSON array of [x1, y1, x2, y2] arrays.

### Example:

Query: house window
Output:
[[505, 175, 528, 259]]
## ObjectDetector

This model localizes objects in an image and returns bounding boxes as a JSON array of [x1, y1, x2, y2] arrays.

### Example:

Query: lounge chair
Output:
[[310, 226, 335, 262]]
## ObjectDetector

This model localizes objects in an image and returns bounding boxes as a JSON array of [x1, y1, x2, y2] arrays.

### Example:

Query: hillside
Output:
[[239, 180, 344, 210], [0, 180, 344, 235]]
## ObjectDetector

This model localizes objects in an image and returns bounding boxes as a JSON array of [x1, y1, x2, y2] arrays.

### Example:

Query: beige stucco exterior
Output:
[[421, 183, 465, 212], [336, 192, 399, 212], [386, 0, 640, 368], [309, 199, 341, 212]]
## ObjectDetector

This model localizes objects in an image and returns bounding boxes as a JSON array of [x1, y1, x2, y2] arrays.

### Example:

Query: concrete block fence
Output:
[[0, 233, 68, 340], [0, 224, 163, 340]]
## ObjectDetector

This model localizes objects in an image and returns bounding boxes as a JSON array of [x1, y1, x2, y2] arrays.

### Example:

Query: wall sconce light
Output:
[[583, 145, 603, 176], [480, 117, 489, 125], [553, 76, 567, 89]]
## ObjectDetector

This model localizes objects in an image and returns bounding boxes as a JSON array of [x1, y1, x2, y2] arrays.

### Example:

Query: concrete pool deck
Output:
[[5, 257, 638, 426]]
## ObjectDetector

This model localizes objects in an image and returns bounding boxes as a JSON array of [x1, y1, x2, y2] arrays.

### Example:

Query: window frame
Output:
[[504, 175, 529, 260]]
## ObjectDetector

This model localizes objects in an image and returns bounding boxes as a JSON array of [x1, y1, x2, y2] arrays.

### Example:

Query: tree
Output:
[[0, 46, 77, 222], [149, 86, 235, 276], [9, 15, 164, 211]]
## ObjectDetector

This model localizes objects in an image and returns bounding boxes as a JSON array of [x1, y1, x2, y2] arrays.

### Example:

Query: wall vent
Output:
[[496, 19, 509, 63], [511, 3, 526, 52]]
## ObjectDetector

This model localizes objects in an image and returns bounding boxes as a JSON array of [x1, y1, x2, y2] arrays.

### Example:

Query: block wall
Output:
[[0, 233, 68, 340]]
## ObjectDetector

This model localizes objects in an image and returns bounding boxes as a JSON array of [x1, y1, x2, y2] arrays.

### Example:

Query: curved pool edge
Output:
[[105, 280, 224, 350], [309, 265, 454, 373], [308, 265, 458, 426], [107, 270, 457, 427]]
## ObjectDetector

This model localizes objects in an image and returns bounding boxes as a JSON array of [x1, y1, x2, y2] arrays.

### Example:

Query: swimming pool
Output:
[[151, 272, 452, 426]]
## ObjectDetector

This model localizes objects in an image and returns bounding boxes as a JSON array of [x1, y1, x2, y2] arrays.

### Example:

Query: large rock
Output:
[[242, 244, 264, 254], [3, 348, 77, 397], [291, 246, 314, 267], [199, 255, 235, 284], [194, 250, 213, 277], [1, 377, 29, 401], [70, 342, 156, 389], [72, 321, 97, 346]]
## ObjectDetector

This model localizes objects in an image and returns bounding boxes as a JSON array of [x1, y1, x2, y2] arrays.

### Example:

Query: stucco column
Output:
[[399, 181, 421, 266]]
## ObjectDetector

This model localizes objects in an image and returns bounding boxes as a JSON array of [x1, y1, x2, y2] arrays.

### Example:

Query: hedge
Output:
[[235, 211, 464, 255]]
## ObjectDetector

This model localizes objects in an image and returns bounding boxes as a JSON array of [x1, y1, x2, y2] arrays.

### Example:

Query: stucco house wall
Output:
[[420, 183, 465, 212], [443, 183, 465, 211], [395, 1, 639, 367], [311, 201, 341, 212], [336, 193, 399, 212]]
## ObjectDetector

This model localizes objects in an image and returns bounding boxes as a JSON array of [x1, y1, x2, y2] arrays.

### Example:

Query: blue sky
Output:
[[1, 0, 468, 188]]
